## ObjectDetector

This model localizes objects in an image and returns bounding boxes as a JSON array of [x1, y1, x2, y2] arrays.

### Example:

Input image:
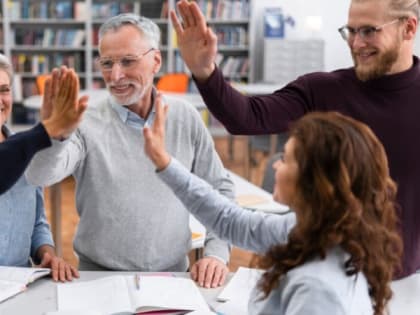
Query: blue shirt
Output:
[[0, 126, 54, 266]]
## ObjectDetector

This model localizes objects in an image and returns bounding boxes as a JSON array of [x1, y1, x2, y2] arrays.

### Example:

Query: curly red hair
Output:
[[257, 112, 402, 315]]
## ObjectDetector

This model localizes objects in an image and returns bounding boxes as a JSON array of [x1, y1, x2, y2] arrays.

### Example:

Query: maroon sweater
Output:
[[196, 56, 420, 278]]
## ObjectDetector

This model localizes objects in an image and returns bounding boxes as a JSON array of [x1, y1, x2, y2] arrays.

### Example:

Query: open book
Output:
[[0, 266, 51, 303], [57, 275, 210, 314]]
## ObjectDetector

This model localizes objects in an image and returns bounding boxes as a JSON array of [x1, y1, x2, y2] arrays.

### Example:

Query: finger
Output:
[[211, 264, 226, 288], [71, 265, 80, 278], [65, 264, 73, 281], [58, 260, 66, 282], [170, 10, 184, 37], [51, 68, 60, 100], [197, 262, 208, 287], [188, 0, 205, 28], [153, 94, 166, 132], [177, 2, 191, 28], [219, 267, 227, 286], [77, 95, 89, 115], [51, 257, 59, 282], [204, 262, 216, 288], [190, 262, 198, 281]]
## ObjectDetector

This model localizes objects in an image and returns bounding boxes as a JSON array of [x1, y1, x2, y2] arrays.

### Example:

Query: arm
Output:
[[31, 187, 79, 282], [0, 124, 51, 194], [143, 95, 294, 250], [171, 1, 308, 135], [26, 67, 88, 186]]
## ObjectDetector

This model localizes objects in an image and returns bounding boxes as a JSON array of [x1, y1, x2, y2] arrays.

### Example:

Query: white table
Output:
[[0, 271, 230, 315]]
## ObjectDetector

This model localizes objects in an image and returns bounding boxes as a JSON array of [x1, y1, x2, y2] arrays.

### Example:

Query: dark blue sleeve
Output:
[[0, 123, 51, 194]]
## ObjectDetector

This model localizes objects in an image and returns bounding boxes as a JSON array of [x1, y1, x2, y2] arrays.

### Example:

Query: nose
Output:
[[110, 63, 125, 82], [349, 33, 367, 50]]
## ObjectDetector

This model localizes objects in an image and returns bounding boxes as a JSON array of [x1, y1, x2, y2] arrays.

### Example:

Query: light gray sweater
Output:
[[26, 96, 234, 271], [158, 158, 374, 315]]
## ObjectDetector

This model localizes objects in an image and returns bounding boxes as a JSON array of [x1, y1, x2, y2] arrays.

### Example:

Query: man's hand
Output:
[[170, 0, 217, 81], [190, 256, 228, 288], [38, 251, 79, 282]]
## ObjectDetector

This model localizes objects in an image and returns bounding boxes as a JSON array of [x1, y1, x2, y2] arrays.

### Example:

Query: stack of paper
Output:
[[57, 275, 210, 315]]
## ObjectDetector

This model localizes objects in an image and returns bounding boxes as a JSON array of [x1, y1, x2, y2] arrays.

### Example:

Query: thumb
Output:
[[39, 252, 52, 267]]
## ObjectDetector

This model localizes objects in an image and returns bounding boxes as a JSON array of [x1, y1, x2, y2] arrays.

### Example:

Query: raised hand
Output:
[[143, 93, 170, 171], [170, 0, 217, 81], [41, 67, 88, 140]]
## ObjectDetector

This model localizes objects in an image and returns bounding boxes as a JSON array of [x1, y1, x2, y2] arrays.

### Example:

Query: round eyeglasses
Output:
[[96, 48, 156, 72], [338, 19, 401, 42]]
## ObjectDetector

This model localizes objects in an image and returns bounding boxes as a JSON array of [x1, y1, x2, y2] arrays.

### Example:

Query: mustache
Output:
[[107, 80, 138, 88]]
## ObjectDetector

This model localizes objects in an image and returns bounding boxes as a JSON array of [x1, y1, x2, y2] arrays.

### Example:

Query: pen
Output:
[[135, 274, 140, 290]]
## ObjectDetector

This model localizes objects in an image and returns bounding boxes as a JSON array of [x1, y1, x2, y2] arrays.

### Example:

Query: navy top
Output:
[[195, 56, 420, 278], [0, 123, 51, 194]]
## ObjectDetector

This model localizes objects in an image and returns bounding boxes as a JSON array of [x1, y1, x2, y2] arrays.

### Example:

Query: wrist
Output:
[[192, 64, 215, 83], [155, 153, 171, 172]]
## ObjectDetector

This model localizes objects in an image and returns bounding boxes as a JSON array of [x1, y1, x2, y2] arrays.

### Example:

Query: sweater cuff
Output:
[[25, 123, 52, 153], [192, 65, 221, 93]]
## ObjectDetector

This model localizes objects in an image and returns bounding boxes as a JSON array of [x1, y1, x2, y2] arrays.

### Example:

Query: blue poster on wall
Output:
[[264, 8, 295, 38]]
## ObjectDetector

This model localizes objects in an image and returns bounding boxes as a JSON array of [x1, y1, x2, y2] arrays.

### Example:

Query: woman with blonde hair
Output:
[[144, 96, 402, 315]]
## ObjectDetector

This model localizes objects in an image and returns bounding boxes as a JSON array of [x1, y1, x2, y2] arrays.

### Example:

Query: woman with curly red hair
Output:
[[144, 95, 402, 315]]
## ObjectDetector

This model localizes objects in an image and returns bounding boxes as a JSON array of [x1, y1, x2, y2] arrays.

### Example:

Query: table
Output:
[[0, 271, 230, 315]]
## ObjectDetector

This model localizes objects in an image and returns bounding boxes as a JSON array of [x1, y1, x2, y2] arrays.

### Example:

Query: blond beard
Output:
[[353, 39, 401, 81]]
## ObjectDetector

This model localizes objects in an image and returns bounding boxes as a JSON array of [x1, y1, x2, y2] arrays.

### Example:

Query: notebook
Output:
[[0, 266, 51, 303], [57, 275, 210, 315]]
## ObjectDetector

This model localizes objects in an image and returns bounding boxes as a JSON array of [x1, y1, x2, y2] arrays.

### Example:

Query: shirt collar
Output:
[[1, 124, 12, 138]]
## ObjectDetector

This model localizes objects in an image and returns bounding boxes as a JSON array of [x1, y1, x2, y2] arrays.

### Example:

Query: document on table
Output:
[[57, 275, 210, 314], [236, 194, 290, 214], [389, 273, 420, 315], [0, 266, 51, 303]]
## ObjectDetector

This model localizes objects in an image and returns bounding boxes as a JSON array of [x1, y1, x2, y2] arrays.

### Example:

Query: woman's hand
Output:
[[37, 248, 79, 282], [41, 67, 88, 140], [143, 93, 171, 171]]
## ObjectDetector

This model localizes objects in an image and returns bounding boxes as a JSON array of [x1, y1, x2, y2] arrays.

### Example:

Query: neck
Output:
[[127, 88, 155, 119]]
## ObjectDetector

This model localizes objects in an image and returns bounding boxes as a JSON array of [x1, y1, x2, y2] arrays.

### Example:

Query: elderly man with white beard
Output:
[[26, 13, 234, 289]]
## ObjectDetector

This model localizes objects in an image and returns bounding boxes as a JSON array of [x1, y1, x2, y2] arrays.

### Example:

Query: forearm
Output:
[[0, 124, 51, 194], [26, 134, 83, 186], [158, 158, 294, 253]]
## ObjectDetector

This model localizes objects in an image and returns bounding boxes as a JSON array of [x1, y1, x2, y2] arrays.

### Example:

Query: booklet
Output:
[[0, 266, 51, 303], [57, 275, 210, 315]]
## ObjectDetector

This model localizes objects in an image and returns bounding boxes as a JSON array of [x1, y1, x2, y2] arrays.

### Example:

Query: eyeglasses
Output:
[[338, 19, 401, 42], [96, 48, 155, 72]]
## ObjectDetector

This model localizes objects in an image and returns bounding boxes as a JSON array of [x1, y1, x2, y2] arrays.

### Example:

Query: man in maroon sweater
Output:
[[171, 0, 420, 278]]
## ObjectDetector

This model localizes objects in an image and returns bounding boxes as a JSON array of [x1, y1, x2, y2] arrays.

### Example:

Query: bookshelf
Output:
[[0, 0, 254, 125]]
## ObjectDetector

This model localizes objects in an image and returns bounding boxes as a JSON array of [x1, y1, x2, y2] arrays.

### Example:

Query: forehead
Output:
[[348, 0, 390, 25], [99, 25, 149, 56], [0, 70, 10, 85]]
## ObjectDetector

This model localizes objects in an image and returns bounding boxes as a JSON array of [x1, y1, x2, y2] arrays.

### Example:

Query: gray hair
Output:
[[98, 13, 161, 49], [0, 53, 13, 83]]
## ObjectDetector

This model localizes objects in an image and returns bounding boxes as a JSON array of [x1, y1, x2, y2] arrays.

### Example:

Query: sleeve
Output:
[[158, 158, 296, 254], [193, 67, 311, 135], [25, 129, 86, 186], [30, 186, 54, 263], [0, 123, 51, 194], [282, 277, 346, 315], [187, 108, 235, 262]]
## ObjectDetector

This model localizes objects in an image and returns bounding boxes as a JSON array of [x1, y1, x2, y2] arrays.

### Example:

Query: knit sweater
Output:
[[196, 56, 420, 278], [26, 95, 234, 271]]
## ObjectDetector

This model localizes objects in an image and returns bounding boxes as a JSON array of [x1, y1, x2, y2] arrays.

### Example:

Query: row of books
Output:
[[12, 53, 84, 74], [91, 2, 140, 19], [14, 29, 85, 48], [8, 0, 85, 20], [219, 56, 249, 79], [195, 0, 250, 20], [214, 26, 248, 46]]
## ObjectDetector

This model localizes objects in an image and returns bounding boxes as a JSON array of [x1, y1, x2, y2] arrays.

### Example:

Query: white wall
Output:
[[250, 0, 420, 82]]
